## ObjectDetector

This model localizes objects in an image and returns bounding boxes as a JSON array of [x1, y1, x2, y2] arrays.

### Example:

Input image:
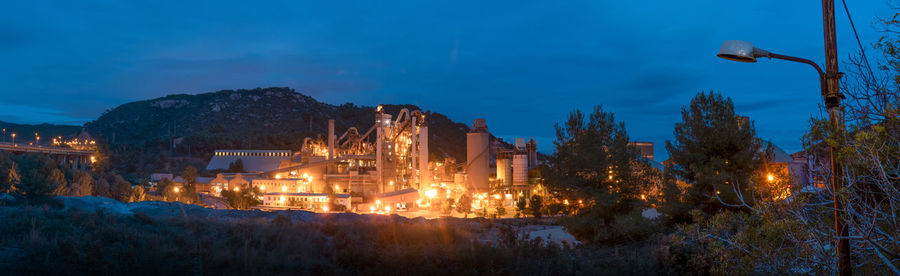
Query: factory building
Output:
[[629, 141, 654, 161], [202, 110, 546, 215], [261, 193, 351, 211], [208, 173, 255, 195], [252, 177, 312, 194], [206, 150, 292, 172], [205, 106, 430, 207], [493, 136, 542, 202]]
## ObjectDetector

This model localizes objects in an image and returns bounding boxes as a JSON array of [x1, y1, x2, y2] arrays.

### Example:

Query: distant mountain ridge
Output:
[[82, 87, 472, 177], [0, 121, 82, 142]]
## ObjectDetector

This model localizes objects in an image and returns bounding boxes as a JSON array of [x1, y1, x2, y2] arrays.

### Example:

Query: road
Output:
[[199, 194, 231, 209]]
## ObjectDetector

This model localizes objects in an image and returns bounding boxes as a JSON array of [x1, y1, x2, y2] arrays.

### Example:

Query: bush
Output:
[[0, 206, 659, 275]]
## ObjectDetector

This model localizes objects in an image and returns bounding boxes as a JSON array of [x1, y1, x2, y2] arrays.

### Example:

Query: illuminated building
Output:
[[628, 141, 654, 161], [206, 150, 293, 173], [261, 193, 351, 211]]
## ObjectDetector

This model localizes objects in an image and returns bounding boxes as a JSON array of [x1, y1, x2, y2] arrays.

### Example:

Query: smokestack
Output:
[[328, 119, 335, 160], [526, 138, 537, 169], [419, 122, 429, 190]]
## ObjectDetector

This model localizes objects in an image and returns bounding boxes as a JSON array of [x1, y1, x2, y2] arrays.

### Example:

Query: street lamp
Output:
[[717, 40, 825, 85], [718, 37, 848, 274], [11, 133, 15, 145]]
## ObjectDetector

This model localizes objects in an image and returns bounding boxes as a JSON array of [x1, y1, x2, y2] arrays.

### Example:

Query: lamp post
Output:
[[11, 133, 15, 145], [716, 2, 848, 272]]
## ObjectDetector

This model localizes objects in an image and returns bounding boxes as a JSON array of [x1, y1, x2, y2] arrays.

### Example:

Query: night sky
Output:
[[0, 1, 891, 160]]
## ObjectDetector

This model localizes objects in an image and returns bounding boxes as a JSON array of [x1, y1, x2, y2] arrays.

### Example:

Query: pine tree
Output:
[[529, 195, 543, 219], [3, 162, 21, 194], [49, 168, 68, 196], [515, 196, 528, 217], [181, 166, 199, 203], [109, 174, 132, 202], [665, 91, 762, 213], [131, 185, 145, 202], [547, 105, 646, 221], [456, 194, 472, 218]]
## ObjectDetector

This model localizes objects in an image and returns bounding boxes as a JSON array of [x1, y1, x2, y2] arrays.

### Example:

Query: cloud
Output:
[[0, 103, 92, 125], [0, 0, 888, 160]]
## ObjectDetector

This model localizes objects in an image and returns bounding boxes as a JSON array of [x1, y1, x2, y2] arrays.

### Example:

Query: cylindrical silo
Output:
[[466, 119, 490, 193], [512, 153, 527, 186], [496, 156, 511, 186]]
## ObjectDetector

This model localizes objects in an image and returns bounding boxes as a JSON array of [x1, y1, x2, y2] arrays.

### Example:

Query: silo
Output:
[[496, 155, 512, 186], [512, 153, 527, 186], [466, 119, 490, 193]]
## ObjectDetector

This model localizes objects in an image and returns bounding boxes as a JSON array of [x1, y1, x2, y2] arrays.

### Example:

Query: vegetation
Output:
[[529, 195, 543, 218], [545, 105, 656, 242], [665, 92, 763, 215], [515, 196, 527, 217], [456, 194, 472, 218], [0, 151, 140, 204], [220, 184, 261, 209], [179, 166, 200, 203], [495, 205, 506, 217], [793, 10, 900, 272], [0, 206, 680, 275], [0, 9, 896, 274]]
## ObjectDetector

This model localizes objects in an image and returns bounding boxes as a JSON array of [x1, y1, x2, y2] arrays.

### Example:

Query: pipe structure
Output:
[[328, 119, 335, 160]]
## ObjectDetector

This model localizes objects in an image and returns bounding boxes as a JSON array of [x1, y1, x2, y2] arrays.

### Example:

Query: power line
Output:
[[840, 0, 877, 83]]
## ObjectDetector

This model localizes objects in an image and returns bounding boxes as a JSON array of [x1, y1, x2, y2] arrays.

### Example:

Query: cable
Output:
[[840, 0, 877, 83]]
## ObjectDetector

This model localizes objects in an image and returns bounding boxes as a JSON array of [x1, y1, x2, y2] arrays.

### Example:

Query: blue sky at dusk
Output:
[[0, 1, 892, 160]]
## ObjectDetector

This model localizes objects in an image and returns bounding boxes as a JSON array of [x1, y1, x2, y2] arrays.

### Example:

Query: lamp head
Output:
[[717, 40, 770, 63]]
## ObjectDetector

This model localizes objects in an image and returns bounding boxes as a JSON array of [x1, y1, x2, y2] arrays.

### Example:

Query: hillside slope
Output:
[[84, 87, 471, 177]]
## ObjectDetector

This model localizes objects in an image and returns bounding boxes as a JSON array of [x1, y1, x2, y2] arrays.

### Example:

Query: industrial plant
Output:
[[199, 105, 545, 215]]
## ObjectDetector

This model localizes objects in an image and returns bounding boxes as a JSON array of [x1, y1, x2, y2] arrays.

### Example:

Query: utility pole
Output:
[[822, 0, 849, 275]]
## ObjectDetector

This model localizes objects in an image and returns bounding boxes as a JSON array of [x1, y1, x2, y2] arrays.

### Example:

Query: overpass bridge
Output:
[[0, 142, 96, 170]]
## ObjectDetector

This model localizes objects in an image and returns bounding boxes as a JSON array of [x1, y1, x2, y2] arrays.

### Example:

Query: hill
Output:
[[84, 87, 472, 178], [0, 121, 82, 143]]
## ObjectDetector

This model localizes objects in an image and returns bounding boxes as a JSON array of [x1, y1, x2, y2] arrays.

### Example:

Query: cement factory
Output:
[[198, 105, 545, 214]]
